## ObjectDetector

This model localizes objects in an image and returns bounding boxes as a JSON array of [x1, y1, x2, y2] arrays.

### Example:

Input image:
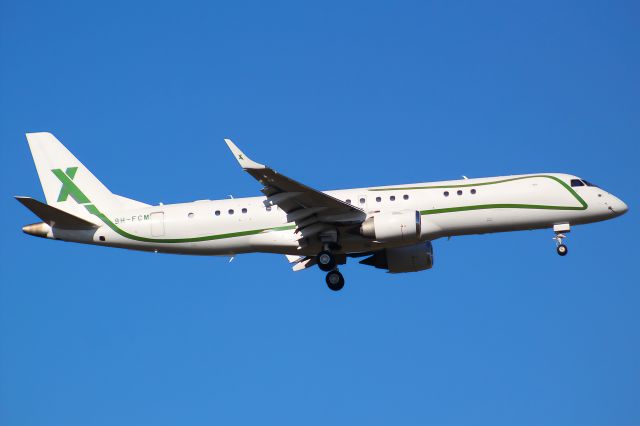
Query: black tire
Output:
[[557, 244, 568, 256], [325, 270, 345, 291], [317, 250, 335, 272]]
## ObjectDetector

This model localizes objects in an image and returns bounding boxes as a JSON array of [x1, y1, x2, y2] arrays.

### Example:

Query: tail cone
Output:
[[22, 222, 52, 238]]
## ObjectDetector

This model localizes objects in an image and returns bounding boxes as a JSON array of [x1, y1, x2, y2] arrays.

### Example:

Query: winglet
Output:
[[224, 139, 265, 169]]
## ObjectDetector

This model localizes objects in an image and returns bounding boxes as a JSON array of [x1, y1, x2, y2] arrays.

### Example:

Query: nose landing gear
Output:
[[556, 242, 568, 256], [553, 233, 568, 256], [552, 223, 570, 256]]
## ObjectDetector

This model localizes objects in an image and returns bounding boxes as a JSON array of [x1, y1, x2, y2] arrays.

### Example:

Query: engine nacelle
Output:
[[360, 210, 421, 242], [360, 242, 434, 273]]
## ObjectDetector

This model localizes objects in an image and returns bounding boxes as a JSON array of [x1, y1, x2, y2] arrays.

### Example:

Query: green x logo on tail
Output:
[[52, 167, 90, 204]]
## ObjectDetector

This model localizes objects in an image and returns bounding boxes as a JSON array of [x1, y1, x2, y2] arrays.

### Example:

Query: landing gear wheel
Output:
[[325, 270, 345, 291], [557, 244, 568, 256], [317, 250, 336, 272], [553, 230, 569, 257]]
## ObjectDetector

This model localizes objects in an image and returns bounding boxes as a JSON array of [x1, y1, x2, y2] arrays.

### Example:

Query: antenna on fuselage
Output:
[[462, 175, 469, 180]]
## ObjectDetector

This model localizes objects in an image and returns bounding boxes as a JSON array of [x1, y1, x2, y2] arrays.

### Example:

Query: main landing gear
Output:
[[317, 250, 336, 271], [316, 249, 345, 291], [325, 269, 345, 291], [553, 223, 570, 257]]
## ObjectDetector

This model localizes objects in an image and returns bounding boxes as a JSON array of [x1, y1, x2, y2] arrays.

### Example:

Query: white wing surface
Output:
[[224, 139, 366, 240]]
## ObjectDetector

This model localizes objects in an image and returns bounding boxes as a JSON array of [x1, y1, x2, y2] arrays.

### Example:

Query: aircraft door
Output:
[[150, 212, 165, 237]]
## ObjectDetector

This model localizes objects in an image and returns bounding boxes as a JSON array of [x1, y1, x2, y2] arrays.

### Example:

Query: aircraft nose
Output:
[[610, 196, 628, 216]]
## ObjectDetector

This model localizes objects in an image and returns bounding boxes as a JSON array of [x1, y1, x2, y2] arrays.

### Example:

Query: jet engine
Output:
[[360, 210, 421, 242], [359, 242, 434, 273]]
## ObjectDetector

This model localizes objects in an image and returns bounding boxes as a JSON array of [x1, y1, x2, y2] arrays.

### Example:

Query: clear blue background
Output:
[[1, 1, 638, 425]]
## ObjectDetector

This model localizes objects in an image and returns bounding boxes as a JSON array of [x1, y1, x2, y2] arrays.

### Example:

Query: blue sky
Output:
[[1, 0, 638, 425]]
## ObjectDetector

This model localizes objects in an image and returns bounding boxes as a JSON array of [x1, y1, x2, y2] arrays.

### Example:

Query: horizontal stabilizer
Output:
[[15, 196, 99, 230]]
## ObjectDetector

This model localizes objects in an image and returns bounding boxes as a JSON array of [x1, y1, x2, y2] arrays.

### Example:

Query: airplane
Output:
[[17, 132, 628, 291]]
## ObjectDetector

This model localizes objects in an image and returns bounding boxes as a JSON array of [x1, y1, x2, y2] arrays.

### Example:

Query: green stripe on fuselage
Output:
[[53, 171, 587, 243], [369, 175, 588, 215], [51, 168, 296, 244]]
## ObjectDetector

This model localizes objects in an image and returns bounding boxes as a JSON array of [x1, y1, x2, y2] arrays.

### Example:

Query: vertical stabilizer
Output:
[[25, 132, 147, 221]]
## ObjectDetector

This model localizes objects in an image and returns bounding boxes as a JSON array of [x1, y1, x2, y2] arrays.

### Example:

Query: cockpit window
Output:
[[583, 180, 599, 187], [571, 179, 585, 187]]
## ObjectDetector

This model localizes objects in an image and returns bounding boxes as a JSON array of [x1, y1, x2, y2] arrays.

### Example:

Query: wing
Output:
[[224, 139, 366, 243]]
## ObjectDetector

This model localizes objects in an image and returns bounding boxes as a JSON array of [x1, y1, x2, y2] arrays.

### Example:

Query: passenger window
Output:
[[188, 212, 194, 218], [390, 195, 396, 201], [376, 196, 381, 202], [214, 210, 221, 216], [345, 199, 351, 204], [403, 194, 409, 200], [444, 191, 449, 197], [359, 198, 365, 204], [457, 190, 463, 195], [571, 179, 585, 187], [242, 208, 248, 214], [470, 189, 477, 194], [228, 209, 234, 215]]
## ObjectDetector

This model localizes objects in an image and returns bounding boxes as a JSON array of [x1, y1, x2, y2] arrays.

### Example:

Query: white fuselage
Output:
[[52, 173, 627, 256]]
